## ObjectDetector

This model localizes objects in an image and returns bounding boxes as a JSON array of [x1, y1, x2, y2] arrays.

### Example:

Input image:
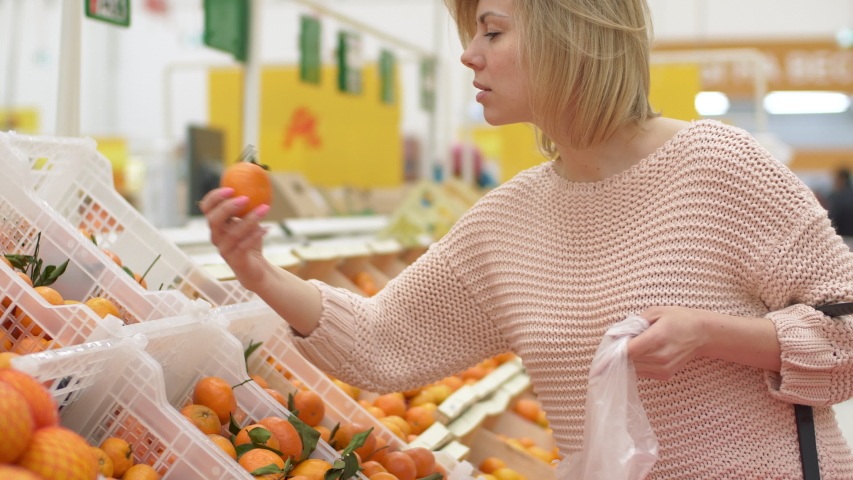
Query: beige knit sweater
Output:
[[291, 120, 853, 479]]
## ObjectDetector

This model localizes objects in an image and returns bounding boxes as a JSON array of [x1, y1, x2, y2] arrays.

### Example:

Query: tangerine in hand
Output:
[[220, 160, 272, 217]]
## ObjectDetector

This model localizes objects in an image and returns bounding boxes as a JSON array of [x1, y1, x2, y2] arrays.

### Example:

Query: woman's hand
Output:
[[626, 306, 708, 381], [199, 187, 271, 291]]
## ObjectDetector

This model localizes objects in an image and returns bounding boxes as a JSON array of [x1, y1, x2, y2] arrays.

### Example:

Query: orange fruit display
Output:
[[369, 436, 388, 463], [14, 286, 64, 337], [313, 425, 331, 443], [479, 457, 508, 474], [220, 161, 272, 217], [257, 416, 302, 461], [362, 461, 388, 477], [250, 375, 269, 389], [122, 464, 160, 480], [492, 467, 522, 480], [2, 272, 33, 310], [238, 448, 284, 473], [12, 337, 59, 355], [91, 446, 114, 477], [404, 447, 436, 478], [235, 424, 281, 450], [374, 393, 406, 418], [368, 473, 397, 480], [207, 434, 237, 460], [100, 437, 134, 478], [0, 352, 19, 369], [0, 381, 34, 463], [192, 377, 237, 425], [514, 399, 541, 423], [0, 368, 60, 429], [84, 297, 121, 320], [292, 390, 325, 427], [405, 406, 435, 435], [18, 426, 99, 480], [382, 415, 412, 437], [288, 458, 333, 480], [333, 422, 376, 459], [100, 249, 122, 267], [133, 272, 148, 289], [380, 451, 417, 480], [180, 404, 221, 435], [264, 388, 287, 407], [0, 465, 44, 480]]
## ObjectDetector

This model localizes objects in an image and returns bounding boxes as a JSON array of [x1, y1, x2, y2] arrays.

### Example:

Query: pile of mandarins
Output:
[[0, 363, 100, 480], [325, 352, 517, 445]]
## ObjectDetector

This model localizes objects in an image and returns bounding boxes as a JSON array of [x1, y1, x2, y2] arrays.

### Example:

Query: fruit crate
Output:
[[10, 336, 259, 479], [1, 261, 102, 354], [0, 131, 255, 307], [95, 312, 364, 478], [0, 140, 195, 353], [211, 300, 410, 453]]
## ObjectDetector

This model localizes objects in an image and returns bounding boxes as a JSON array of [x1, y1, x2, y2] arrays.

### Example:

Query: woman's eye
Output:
[[485, 31, 500, 40]]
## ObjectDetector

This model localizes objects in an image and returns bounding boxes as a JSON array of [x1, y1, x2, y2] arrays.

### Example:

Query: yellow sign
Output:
[[649, 64, 701, 121], [655, 40, 853, 95], [209, 64, 402, 188], [469, 123, 546, 183], [0, 108, 39, 134]]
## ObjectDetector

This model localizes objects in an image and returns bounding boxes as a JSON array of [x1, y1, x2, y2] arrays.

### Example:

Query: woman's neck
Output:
[[551, 117, 691, 183]]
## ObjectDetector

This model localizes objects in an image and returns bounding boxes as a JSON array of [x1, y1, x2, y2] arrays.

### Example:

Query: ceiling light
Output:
[[763, 91, 851, 115], [695, 92, 730, 116]]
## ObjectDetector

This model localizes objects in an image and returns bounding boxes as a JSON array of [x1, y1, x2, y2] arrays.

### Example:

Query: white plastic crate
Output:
[[0, 261, 102, 353], [11, 336, 257, 479], [0, 131, 255, 307], [0, 140, 193, 353], [212, 301, 409, 453], [96, 313, 361, 476]]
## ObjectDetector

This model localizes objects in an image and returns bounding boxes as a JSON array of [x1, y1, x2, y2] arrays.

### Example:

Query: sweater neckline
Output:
[[545, 119, 710, 193]]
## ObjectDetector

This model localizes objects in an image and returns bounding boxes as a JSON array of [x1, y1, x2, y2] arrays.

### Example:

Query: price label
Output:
[[85, 0, 130, 27]]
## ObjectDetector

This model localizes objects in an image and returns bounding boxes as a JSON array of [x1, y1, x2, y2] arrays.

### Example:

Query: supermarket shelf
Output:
[[284, 215, 389, 238]]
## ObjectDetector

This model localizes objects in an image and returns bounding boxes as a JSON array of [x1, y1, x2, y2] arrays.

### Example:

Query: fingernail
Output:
[[233, 196, 249, 205], [255, 204, 271, 217], [219, 187, 235, 197]]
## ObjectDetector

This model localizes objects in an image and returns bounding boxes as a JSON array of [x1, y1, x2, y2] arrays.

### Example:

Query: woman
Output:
[[201, 0, 853, 477]]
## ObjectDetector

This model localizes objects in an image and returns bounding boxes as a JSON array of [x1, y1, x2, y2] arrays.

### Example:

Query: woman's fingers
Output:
[[217, 204, 271, 255], [199, 187, 234, 215], [208, 196, 250, 235]]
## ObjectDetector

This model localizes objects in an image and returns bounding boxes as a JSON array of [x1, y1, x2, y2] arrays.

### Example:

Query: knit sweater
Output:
[[291, 120, 853, 479]]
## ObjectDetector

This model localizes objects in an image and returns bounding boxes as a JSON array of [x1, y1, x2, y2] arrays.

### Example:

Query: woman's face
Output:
[[460, 0, 533, 126]]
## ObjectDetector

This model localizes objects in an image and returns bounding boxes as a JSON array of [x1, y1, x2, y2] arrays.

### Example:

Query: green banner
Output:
[[421, 59, 436, 112], [300, 16, 321, 85], [203, 0, 249, 62], [85, 0, 130, 27], [379, 50, 396, 105], [338, 31, 363, 94]]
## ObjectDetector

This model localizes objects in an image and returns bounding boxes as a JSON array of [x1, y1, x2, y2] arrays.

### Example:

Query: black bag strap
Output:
[[795, 404, 820, 480], [794, 302, 853, 480]]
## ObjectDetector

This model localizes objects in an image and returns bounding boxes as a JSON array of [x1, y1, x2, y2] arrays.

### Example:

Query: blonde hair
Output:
[[445, 0, 659, 156]]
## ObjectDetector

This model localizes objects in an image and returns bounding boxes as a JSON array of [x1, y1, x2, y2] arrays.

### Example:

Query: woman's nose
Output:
[[460, 44, 483, 70]]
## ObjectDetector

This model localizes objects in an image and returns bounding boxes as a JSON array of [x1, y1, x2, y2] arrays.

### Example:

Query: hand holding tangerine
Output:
[[219, 148, 273, 218]]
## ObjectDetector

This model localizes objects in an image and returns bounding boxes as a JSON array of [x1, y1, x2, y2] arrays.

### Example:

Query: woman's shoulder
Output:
[[677, 120, 812, 196]]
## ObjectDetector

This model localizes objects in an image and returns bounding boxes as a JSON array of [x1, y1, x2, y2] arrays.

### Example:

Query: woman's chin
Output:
[[483, 112, 514, 127]]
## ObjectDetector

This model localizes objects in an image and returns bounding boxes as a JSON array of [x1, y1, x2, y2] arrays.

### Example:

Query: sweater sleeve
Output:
[[761, 199, 853, 406], [288, 243, 510, 394]]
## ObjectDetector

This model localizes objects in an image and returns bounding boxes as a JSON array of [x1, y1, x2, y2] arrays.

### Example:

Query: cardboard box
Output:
[[268, 172, 332, 219]]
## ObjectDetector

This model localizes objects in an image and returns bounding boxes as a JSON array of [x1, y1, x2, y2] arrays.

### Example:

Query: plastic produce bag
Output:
[[557, 315, 659, 480]]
